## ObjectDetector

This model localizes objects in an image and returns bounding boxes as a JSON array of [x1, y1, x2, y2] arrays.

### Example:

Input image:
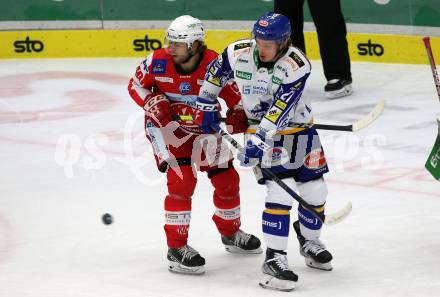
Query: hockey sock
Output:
[[297, 204, 324, 240], [262, 208, 290, 251], [164, 165, 196, 248], [210, 167, 241, 237]]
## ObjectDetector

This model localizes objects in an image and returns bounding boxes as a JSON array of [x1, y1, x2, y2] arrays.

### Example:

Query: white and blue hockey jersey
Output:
[[198, 39, 313, 136]]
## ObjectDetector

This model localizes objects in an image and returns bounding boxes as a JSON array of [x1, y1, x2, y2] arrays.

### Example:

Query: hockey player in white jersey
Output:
[[194, 12, 333, 291]]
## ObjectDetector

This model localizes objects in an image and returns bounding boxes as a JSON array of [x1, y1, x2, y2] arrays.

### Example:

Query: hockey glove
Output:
[[237, 131, 271, 167], [143, 91, 172, 127], [225, 105, 249, 134], [194, 97, 221, 133]]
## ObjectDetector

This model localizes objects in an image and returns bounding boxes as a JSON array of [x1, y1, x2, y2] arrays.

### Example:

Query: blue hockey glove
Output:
[[237, 131, 271, 167], [194, 97, 221, 133]]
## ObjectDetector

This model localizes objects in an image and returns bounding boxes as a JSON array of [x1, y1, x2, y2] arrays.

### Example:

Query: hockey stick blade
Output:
[[219, 129, 352, 226], [297, 100, 385, 132], [239, 100, 385, 132], [324, 201, 352, 225]]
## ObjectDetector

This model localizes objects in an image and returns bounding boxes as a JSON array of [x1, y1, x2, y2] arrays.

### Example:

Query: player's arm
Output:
[[195, 47, 235, 133]]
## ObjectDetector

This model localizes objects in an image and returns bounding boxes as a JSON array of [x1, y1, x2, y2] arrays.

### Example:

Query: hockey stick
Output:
[[246, 100, 385, 132], [219, 129, 352, 226], [423, 37, 440, 102], [173, 100, 384, 132]]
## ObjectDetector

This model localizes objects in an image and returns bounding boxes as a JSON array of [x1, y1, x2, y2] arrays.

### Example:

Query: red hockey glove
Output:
[[144, 91, 172, 127], [225, 105, 249, 134]]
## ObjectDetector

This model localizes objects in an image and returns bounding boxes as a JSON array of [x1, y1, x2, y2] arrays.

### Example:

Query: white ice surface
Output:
[[0, 58, 439, 297]]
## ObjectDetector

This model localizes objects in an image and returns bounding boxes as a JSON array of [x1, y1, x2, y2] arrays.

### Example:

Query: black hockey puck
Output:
[[102, 213, 113, 225]]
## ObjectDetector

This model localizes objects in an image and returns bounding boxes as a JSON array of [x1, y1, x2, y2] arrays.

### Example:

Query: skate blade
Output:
[[224, 245, 263, 254], [304, 258, 333, 271], [326, 85, 353, 99], [259, 274, 296, 292], [168, 261, 205, 275]]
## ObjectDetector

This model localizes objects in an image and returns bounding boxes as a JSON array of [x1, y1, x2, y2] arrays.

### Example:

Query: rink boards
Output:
[[0, 29, 439, 64]]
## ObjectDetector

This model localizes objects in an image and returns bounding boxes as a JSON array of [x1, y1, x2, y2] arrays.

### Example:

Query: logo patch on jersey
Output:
[[252, 85, 269, 95], [236, 70, 252, 80], [289, 52, 305, 67], [155, 76, 173, 83], [179, 82, 192, 94], [234, 42, 252, 50], [272, 76, 282, 85], [304, 148, 327, 169], [265, 107, 282, 123], [275, 100, 287, 110], [152, 59, 167, 74], [259, 20, 269, 27], [242, 85, 251, 94], [142, 60, 149, 73], [207, 75, 221, 87]]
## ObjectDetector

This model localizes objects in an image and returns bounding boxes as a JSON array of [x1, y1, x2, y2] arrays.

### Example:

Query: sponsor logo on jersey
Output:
[[242, 85, 251, 94], [235, 70, 252, 80], [152, 59, 167, 74], [233, 47, 251, 57], [282, 56, 299, 71], [234, 42, 252, 50], [207, 74, 222, 87], [272, 76, 282, 85], [265, 107, 282, 123], [133, 35, 162, 52], [357, 39, 384, 56], [142, 60, 149, 73], [258, 20, 269, 27], [201, 89, 217, 100], [289, 52, 305, 67], [252, 85, 269, 95], [179, 82, 192, 94], [303, 148, 327, 169], [275, 100, 287, 110], [14, 37, 44, 53], [154, 76, 173, 83], [237, 57, 249, 63], [270, 147, 286, 164]]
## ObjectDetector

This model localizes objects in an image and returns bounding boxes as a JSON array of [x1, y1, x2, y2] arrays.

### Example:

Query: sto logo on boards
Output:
[[133, 35, 163, 52], [14, 37, 44, 53], [357, 39, 384, 56]]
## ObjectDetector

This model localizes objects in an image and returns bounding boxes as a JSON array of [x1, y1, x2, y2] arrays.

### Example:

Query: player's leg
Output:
[[165, 164, 206, 275], [292, 129, 333, 270], [259, 178, 298, 292], [208, 165, 262, 254]]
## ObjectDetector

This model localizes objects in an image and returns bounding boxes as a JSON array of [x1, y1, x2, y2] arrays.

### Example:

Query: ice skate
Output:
[[221, 229, 262, 254], [325, 79, 353, 99], [293, 220, 333, 271], [259, 248, 298, 292], [167, 245, 206, 275]]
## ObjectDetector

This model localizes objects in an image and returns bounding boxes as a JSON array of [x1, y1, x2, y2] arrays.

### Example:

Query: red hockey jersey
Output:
[[128, 48, 240, 134]]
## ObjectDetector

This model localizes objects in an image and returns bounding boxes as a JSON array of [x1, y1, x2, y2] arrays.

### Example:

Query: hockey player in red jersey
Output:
[[128, 15, 261, 275]]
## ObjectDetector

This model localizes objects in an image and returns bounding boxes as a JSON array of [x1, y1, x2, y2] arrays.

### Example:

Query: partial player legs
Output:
[[164, 165, 206, 274], [209, 166, 262, 254], [260, 178, 298, 290], [295, 177, 333, 270]]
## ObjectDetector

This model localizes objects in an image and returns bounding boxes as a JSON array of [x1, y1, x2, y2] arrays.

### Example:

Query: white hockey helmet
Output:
[[165, 15, 205, 50]]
